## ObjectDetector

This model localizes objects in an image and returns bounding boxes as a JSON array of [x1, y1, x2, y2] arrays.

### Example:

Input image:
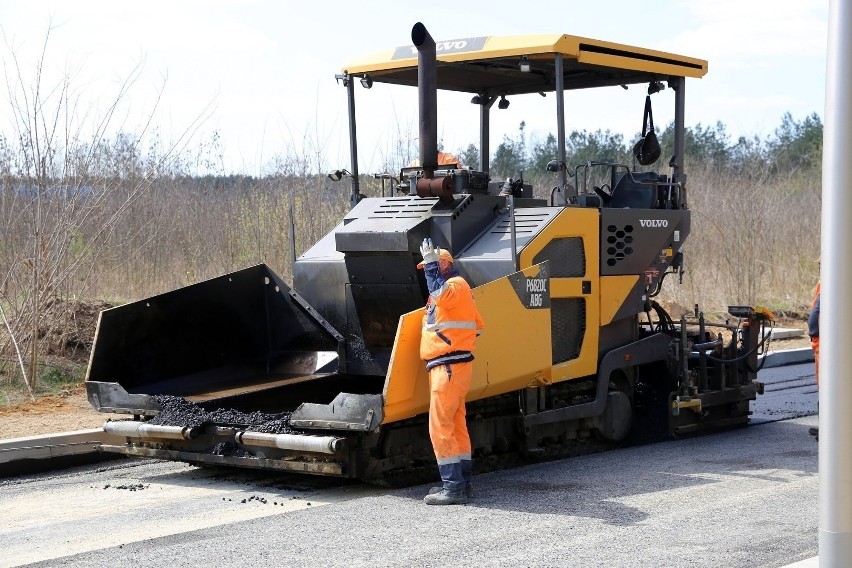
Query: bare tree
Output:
[[0, 24, 211, 393]]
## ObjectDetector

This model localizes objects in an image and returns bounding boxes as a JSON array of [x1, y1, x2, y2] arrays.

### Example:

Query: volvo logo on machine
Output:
[[639, 219, 669, 228], [392, 37, 488, 60]]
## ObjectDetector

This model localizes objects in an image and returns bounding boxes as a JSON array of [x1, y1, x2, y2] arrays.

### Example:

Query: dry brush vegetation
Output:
[[0, 155, 821, 398], [675, 165, 821, 315]]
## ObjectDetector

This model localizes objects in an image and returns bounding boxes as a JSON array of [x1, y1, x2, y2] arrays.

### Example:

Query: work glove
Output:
[[420, 237, 438, 265]]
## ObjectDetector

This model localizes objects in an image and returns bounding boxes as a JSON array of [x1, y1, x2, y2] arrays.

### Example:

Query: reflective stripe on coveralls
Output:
[[420, 272, 484, 365], [424, 320, 478, 331]]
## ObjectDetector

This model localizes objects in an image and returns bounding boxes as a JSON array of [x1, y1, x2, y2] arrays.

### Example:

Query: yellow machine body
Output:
[[384, 262, 554, 423]]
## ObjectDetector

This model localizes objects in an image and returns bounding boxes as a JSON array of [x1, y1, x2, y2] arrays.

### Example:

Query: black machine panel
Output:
[[343, 253, 426, 349], [599, 209, 690, 276], [552, 298, 586, 364]]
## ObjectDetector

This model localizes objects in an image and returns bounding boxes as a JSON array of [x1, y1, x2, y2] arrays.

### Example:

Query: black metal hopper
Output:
[[84, 264, 369, 416]]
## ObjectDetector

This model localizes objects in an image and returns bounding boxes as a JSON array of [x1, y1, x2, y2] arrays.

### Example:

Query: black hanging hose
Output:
[[649, 300, 774, 371], [647, 300, 675, 333], [703, 319, 774, 368], [648, 269, 671, 298]]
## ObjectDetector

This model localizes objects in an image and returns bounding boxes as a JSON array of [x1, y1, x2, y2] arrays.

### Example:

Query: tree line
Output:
[[459, 112, 823, 181]]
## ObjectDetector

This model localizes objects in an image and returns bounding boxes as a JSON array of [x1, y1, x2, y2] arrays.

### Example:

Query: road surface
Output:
[[2, 362, 819, 568]]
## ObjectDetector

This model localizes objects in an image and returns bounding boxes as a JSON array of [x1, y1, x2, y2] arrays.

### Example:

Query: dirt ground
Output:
[[0, 383, 124, 439], [0, 297, 125, 440]]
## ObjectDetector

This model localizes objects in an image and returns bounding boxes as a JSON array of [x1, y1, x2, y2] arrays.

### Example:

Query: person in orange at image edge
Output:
[[808, 256, 820, 438], [417, 237, 484, 505]]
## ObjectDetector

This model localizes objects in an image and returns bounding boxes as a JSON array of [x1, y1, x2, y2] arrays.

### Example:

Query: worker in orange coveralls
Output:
[[436, 151, 463, 167], [408, 151, 464, 168], [808, 259, 820, 438], [417, 237, 484, 505]]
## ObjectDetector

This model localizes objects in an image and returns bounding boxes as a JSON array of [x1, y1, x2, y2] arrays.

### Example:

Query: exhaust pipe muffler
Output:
[[412, 22, 454, 202]]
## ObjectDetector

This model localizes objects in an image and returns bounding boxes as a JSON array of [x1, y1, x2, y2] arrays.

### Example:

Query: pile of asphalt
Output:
[[149, 395, 300, 435], [101, 483, 148, 491]]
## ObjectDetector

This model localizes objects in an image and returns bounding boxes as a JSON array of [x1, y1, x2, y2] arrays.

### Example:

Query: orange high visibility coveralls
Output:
[[437, 151, 462, 167], [418, 244, 484, 494], [408, 151, 464, 168]]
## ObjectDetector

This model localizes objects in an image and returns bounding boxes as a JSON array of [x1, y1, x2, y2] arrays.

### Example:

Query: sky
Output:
[[0, 0, 830, 175]]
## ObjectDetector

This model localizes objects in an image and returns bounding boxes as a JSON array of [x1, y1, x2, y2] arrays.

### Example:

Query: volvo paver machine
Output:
[[86, 23, 769, 482]]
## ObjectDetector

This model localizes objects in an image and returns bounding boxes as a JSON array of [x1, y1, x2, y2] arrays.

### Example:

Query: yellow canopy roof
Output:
[[343, 33, 707, 94]]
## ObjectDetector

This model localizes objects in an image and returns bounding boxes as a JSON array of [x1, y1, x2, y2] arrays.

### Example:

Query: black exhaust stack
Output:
[[412, 22, 453, 202], [412, 23, 437, 177]]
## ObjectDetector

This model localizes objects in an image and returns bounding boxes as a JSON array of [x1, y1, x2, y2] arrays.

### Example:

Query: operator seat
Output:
[[608, 171, 661, 209]]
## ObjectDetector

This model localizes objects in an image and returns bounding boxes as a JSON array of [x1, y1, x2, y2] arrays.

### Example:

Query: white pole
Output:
[[820, 0, 852, 564]]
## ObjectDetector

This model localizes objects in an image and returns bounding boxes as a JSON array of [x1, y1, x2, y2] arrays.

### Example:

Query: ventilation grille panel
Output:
[[552, 298, 586, 364], [367, 197, 437, 219], [604, 224, 636, 267], [532, 237, 585, 277]]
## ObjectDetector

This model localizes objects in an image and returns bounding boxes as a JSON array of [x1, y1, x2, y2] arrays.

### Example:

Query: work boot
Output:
[[423, 488, 469, 505], [428, 483, 473, 498]]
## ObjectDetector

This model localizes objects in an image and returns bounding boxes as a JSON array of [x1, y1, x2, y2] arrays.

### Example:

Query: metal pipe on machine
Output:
[[554, 53, 568, 201], [346, 73, 361, 207], [821, 0, 852, 564], [697, 311, 709, 392], [412, 22, 437, 178], [412, 22, 453, 202], [235, 431, 341, 454], [478, 94, 491, 174], [509, 195, 518, 271], [103, 420, 197, 440]]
